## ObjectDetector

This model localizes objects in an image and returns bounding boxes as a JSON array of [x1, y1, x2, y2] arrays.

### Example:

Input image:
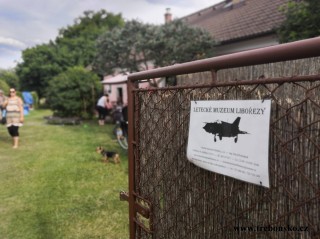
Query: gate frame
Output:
[[127, 37, 320, 238]]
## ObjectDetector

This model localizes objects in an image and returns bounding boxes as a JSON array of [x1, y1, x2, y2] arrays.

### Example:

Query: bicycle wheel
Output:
[[115, 126, 128, 150]]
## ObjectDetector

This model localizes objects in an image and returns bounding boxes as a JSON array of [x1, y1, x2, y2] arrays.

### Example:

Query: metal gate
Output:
[[125, 37, 320, 239]]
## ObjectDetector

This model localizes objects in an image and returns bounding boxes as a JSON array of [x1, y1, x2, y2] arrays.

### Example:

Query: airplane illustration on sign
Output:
[[203, 117, 248, 143]]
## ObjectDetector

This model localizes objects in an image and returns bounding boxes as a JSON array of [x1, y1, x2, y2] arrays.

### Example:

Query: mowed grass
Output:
[[0, 110, 129, 239]]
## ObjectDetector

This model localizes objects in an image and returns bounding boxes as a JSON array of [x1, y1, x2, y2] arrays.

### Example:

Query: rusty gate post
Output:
[[127, 79, 136, 239]]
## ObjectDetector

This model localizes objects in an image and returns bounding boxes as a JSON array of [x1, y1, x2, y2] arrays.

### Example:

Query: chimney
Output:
[[164, 8, 172, 24]]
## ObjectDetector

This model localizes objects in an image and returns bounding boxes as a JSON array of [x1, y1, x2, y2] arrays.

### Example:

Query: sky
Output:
[[0, 0, 223, 70]]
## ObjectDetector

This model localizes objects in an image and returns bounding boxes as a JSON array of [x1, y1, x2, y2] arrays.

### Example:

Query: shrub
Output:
[[46, 66, 102, 118], [30, 91, 39, 109], [0, 70, 19, 90], [0, 80, 10, 95]]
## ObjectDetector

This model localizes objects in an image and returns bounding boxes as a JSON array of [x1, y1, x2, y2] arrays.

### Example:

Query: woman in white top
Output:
[[96, 94, 108, 125]]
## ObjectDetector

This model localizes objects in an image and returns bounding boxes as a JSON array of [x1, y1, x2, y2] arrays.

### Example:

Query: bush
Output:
[[0, 80, 10, 95], [46, 66, 102, 118], [30, 91, 39, 109], [0, 70, 19, 90]]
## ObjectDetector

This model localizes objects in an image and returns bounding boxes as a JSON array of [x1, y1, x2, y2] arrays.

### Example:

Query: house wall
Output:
[[103, 81, 152, 106], [104, 83, 128, 106], [215, 34, 279, 56]]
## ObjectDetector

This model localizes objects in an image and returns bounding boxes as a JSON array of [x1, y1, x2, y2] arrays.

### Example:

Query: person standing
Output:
[[96, 94, 108, 125], [2, 88, 24, 148], [105, 97, 113, 118]]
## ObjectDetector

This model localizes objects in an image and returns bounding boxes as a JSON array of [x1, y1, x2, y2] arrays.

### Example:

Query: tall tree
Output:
[[93, 20, 157, 75], [16, 10, 124, 98], [16, 43, 64, 98], [0, 80, 10, 94], [277, 0, 320, 43], [93, 20, 215, 76], [56, 10, 124, 67], [0, 69, 20, 90]]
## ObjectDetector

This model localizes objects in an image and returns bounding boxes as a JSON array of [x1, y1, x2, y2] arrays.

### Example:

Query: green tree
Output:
[[46, 66, 101, 118], [0, 80, 10, 94], [16, 10, 124, 99], [277, 0, 320, 43], [94, 20, 157, 75], [16, 43, 64, 98], [93, 20, 215, 76], [0, 69, 20, 90], [152, 20, 215, 67], [56, 10, 124, 67]]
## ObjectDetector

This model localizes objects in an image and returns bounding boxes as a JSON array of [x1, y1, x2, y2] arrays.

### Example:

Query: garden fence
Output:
[[124, 37, 320, 239]]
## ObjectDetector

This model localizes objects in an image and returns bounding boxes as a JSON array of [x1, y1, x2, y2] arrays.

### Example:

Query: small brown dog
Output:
[[96, 146, 120, 164]]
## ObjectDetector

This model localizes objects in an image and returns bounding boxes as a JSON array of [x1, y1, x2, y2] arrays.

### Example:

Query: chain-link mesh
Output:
[[130, 57, 320, 239]]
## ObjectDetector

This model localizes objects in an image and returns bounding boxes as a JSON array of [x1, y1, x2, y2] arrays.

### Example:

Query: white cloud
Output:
[[0, 36, 26, 49], [0, 47, 21, 69]]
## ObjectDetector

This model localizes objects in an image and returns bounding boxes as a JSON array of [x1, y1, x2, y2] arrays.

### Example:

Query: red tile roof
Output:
[[181, 0, 289, 43]]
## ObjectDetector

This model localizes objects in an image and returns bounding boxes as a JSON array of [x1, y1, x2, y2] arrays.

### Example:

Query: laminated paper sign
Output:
[[187, 100, 271, 187]]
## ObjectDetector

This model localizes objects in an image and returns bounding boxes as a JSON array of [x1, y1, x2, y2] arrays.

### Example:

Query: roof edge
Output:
[[218, 30, 277, 45]]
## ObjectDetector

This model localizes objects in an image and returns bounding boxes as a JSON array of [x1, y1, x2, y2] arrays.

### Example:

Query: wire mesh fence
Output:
[[126, 40, 320, 238], [131, 71, 320, 239]]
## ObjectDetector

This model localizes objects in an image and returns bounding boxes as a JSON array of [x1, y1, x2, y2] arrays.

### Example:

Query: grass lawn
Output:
[[0, 110, 129, 239]]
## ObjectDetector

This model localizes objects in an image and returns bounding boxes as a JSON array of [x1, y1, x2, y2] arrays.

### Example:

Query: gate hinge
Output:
[[120, 191, 129, 201], [120, 191, 151, 219], [134, 194, 153, 233], [120, 191, 153, 233]]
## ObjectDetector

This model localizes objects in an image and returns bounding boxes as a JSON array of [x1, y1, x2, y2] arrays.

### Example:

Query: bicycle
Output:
[[111, 105, 128, 150], [113, 120, 128, 150]]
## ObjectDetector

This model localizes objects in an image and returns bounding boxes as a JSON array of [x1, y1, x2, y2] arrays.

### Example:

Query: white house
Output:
[[101, 73, 128, 106], [101, 72, 160, 106]]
